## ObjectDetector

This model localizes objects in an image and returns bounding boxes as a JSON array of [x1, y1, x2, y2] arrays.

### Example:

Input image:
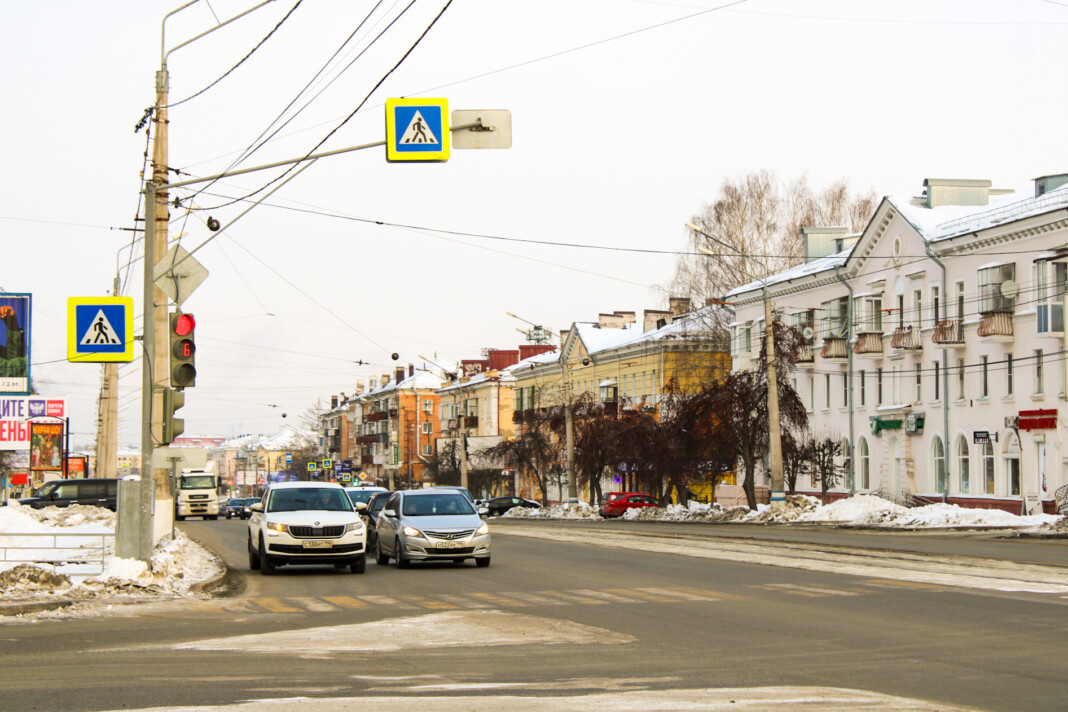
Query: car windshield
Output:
[[32, 482, 58, 497], [402, 494, 475, 516], [267, 488, 352, 513], [180, 476, 215, 489], [345, 489, 376, 505]]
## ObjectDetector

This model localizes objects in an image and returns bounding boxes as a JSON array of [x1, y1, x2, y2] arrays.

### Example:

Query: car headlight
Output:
[[402, 526, 423, 538], [475, 523, 490, 536], [266, 521, 287, 532], [344, 521, 363, 533]]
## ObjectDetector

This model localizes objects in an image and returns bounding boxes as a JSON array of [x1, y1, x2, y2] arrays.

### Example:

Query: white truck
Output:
[[175, 465, 219, 521]]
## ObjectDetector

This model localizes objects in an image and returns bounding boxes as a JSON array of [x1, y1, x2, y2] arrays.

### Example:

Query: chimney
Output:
[[330, 395, 338, 409], [559, 328, 570, 344], [598, 312, 625, 329], [408, 363, 415, 377], [613, 310, 636, 325], [395, 367, 406, 385], [644, 309, 672, 332], [381, 373, 390, 387], [922, 178, 992, 208], [801, 226, 854, 263], [355, 379, 364, 393], [668, 297, 691, 317]]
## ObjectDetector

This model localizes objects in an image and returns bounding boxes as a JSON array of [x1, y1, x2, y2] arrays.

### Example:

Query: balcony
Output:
[[977, 311, 1013, 340], [853, 332, 884, 355], [795, 345, 814, 364], [820, 337, 848, 360], [932, 319, 964, 346], [360, 455, 373, 465], [356, 434, 377, 444], [366, 411, 387, 422], [463, 415, 478, 428], [890, 326, 922, 350]]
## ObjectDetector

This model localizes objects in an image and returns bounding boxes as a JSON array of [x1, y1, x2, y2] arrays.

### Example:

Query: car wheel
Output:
[[208, 515, 218, 521], [350, 554, 366, 574], [260, 536, 275, 575], [247, 535, 260, 571], [476, 556, 491, 568], [395, 538, 410, 569], [374, 538, 389, 565]]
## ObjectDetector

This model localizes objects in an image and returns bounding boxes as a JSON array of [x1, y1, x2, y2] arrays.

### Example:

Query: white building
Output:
[[727, 175, 1068, 514]]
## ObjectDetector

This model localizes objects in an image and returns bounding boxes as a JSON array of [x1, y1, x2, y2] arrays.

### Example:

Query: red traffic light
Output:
[[173, 313, 195, 336]]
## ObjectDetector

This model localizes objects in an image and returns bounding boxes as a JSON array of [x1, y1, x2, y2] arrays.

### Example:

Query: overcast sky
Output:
[[3, 0, 1066, 448]]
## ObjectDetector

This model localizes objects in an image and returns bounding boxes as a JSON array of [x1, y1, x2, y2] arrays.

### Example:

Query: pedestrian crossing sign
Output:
[[67, 297, 134, 363], [385, 98, 450, 162]]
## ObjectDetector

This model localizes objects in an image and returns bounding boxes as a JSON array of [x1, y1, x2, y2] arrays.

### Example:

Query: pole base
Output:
[[768, 490, 787, 511]]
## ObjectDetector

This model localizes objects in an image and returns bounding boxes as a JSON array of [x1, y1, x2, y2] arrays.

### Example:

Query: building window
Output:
[[982, 442, 995, 494], [1006, 353, 1014, 396], [933, 362, 940, 401], [821, 296, 849, 338], [421, 422, 432, 434], [932, 435, 946, 494], [859, 370, 866, 406], [877, 368, 883, 405], [957, 435, 970, 494], [957, 357, 966, 400], [858, 437, 870, 489], [915, 363, 922, 403], [1035, 349, 1044, 395], [978, 264, 1016, 313], [854, 295, 883, 333], [912, 288, 923, 329], [955, 280, 966, 320], [842, 373, 849, 407], [897, 294, 905, 329], [1036, 261, 1067, 333], [421, 444, 432, 456], [931, 284, 941, 325], [824, 374, 831, 409], [981, 356, 989, 397], [808, 376, 815, 412]]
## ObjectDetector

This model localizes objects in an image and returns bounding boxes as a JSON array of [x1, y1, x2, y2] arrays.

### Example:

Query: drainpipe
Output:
[[834, 265, 855, 494], [923, 239, 951, 503]]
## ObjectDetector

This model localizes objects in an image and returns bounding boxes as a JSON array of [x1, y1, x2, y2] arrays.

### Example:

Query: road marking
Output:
[[757, 583, 860, 597], [358, 595, 417, 608], [640, 587, 721, 602], [323, 596, 367, 609], [471, 592, 529, 607], [549, 590, 608, 605], [288, 597, 339, 612], [252, 597, 300, 613], [572, 589, 640, 604], [435, 594, 492, 609], [606, 588, 673, 602], [506, 591, 567, 606], [398, 596, 459, 610], [864, 579, 949, 591], [186, 602, 225, 612]]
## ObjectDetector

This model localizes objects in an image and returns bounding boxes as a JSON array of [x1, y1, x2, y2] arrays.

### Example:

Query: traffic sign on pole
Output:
[[67, 297, 134, 363], [385, 98, 450, 162]]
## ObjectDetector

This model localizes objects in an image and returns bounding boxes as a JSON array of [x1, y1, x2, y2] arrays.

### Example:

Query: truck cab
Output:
[[175, 467, 219, 521]]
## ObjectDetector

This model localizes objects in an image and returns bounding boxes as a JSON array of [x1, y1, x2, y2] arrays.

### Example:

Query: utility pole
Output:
[[95, 276, 120, 479]]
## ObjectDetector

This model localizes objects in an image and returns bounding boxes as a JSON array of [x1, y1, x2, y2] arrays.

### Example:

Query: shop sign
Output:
[[1018, 409, 1057, 431], [869, 416, 903, 435], [973, 431, 990, 444], [905, 412, 925, 434]]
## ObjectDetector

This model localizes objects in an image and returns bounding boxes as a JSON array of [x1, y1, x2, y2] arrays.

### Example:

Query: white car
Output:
[[247, 482, 366, 575]]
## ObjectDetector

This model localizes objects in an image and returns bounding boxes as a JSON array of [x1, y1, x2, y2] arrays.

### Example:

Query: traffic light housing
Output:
[[162, 387, 185, 445], [169, 312, 196, 388]]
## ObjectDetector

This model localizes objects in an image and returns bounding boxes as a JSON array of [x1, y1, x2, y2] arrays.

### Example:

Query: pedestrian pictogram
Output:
[[385, 98, 450, 162], [67, 297, 134, 363]]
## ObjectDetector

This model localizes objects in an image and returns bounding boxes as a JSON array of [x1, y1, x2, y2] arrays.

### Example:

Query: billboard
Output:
[[0, 397, 66, 451], [30, 421, 64, 471], [0, 293, 31, 395]]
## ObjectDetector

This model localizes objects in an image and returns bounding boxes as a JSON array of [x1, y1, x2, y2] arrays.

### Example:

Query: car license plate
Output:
[[302, 540, 333, 549], [436, 541, 463, 550]]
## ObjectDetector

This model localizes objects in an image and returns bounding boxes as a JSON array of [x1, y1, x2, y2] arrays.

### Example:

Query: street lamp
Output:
[[686, 223, 786, 510]]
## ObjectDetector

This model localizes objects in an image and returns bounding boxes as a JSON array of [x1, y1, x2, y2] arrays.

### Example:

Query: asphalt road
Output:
[[1, 518, 1066, 712]]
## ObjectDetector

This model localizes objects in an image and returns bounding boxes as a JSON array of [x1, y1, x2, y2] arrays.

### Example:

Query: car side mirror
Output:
[[478, 506, 489, 516], [382, 508, 397, 518], [250, 503, 263, 512], [355, 502, 368, 512]]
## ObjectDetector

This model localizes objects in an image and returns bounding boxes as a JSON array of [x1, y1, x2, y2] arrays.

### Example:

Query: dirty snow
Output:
[[503, 503, 602, 520], [518, 493, 1063, 530], [0, 501, 223, 607]]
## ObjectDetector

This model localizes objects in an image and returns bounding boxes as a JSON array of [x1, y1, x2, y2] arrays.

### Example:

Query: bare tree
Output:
[[484, 386, 562, 505], [809, 436, 845, 504], [672, 170, 877, 304]]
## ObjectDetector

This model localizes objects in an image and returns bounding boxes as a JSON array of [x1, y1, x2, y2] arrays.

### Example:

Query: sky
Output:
[[2, 0, 1067, 449]]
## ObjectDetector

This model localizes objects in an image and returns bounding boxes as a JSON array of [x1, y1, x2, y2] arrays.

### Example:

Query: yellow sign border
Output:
[[385, 97, 450, 162], [67, 296, 135, 363]]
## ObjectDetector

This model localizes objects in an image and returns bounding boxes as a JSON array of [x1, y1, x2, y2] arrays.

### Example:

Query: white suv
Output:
[[248, 482, 366, 575]]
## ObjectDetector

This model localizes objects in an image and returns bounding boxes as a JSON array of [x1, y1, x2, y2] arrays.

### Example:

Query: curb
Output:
[[0, 599, 77, 617]]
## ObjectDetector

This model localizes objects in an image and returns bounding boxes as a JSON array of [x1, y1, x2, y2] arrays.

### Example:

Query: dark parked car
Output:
[[226, 498, 255, 520], [362, 490, 395, 553], [484, 496, 542, 517], [600, 492, 660, 518], [18, 479, 119, 511]]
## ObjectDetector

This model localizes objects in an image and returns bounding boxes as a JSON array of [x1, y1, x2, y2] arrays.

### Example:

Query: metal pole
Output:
[[764, 281, 786, 510]]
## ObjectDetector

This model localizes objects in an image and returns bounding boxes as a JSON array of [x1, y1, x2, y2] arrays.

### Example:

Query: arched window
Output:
[[932, 435, 946, 494], [840, 437, 852, 490], [982, 442, 995, 494], [858, 437, 870, 490], [957, 435, 970, 495]]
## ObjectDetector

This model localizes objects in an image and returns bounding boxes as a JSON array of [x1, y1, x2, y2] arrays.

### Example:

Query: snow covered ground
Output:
[[506, 493, 1064, 531], [0, 501, 223, 610]]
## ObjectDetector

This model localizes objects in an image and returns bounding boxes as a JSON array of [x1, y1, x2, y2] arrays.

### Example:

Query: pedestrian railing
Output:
[[0, 531, 115, 577]]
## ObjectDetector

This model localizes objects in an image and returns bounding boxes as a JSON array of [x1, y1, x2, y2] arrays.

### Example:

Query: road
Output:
[[1, 518, 1066, 712]]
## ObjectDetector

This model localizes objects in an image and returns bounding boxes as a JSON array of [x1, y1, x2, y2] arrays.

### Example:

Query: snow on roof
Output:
[[889, 183, 1068, 242], [726, 251, 850, 298], [218, 428, 315, 451]]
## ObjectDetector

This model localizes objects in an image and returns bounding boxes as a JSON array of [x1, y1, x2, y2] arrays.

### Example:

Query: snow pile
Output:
[[794, 494, 906, 525], [503, 503, 603, 520], [0, 501, 223, 603], [893, 503, 1058, 529]]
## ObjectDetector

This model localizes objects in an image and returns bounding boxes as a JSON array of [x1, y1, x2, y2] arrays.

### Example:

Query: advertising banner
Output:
[[68, 455, 87, 477], [30, 421, 64, 471], [0, 397, 67, 451], [0, 293, 31, 395]]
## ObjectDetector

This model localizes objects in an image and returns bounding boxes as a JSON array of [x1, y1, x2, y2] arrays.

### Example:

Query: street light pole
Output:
[[687, 223, 786, 510]]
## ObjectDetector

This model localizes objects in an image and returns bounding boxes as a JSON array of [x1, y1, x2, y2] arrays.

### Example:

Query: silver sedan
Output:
[[374, 489, 490, 568]]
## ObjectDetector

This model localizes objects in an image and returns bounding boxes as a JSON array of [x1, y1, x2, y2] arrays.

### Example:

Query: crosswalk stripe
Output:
[[573, 589, 640, 604], [762, 583, 858, 597], [323, 596, 367, 609], [471, 592, 529, 607], [507, 591, 567, 606], [397, 596, 458, 609], [186, 602, 225, 612], [435, 594, 491, 609], [643, 587, 722, 602], [357, 595, 417, 608], [288, 597, 340, 611], [253, 597, 300, 613], [605, 588, 673, 602], [548, 590, 608, 605]]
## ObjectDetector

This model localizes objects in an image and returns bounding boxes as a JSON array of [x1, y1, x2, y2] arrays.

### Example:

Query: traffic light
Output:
[[162, 387, 185, 445], [169, 311, 196, 388]]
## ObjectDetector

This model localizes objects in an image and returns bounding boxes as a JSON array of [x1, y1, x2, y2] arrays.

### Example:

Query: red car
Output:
[[600, 492, 660, 518]]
